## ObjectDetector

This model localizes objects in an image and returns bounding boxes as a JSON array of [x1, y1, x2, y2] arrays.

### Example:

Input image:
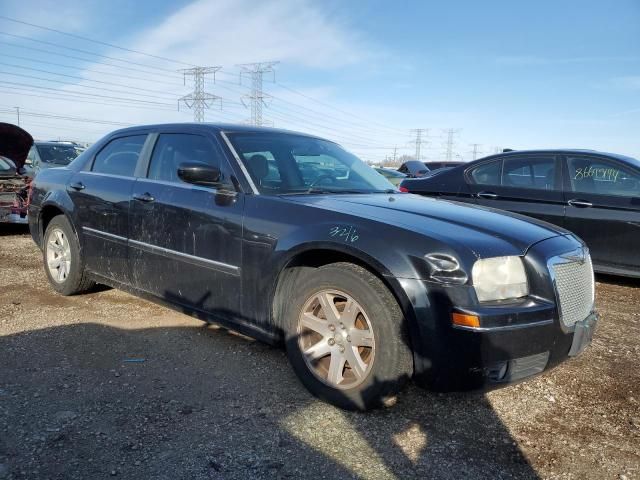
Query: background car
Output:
[[401, 149, 640, 277], [423, 161, 464, 172], [373, 166, 406, 186], [0, 123, 33, 224], [27, 141, 81, 174], [398, 160, 430, 177]]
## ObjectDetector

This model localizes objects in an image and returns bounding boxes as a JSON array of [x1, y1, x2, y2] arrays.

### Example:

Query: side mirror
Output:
[[177, 162, 222, 186]]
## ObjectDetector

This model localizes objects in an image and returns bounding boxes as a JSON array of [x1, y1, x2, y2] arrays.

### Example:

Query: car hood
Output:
[[0, 123, 33, 170], [284, 193, 569, 257]]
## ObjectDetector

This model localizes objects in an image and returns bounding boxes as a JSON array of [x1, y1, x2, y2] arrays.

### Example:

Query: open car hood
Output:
[[0, 123, 33, 170]]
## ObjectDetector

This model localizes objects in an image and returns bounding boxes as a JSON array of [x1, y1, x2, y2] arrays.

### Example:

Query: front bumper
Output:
[[398, 235, 598, 391]]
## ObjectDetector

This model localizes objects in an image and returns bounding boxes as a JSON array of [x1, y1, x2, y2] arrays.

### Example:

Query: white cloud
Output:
[[128, 0, 369, 68]]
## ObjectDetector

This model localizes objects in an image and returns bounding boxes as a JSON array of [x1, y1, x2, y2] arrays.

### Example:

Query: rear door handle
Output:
[[477, 191, 499, 199], [567, 199, 592, 208], [69, 181, 85, 191], [132, 192, 155, 203]]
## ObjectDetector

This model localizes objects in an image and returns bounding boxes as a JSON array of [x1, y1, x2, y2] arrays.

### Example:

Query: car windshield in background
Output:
[[226, 132, 395, 194], [36, 144, 79, 165]]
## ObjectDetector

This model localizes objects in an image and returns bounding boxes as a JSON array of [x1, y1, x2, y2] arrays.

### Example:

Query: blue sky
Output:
[[0, 0, 638, 161]]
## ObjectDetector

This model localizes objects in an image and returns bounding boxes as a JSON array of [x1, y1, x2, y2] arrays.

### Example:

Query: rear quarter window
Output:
[[469, 160, 502, 185], [92, 135, 147, 177]]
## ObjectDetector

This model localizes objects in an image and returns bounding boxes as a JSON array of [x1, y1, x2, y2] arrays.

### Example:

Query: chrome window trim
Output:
[[220, 131, 259, 195], [547, 245, 595, 333]]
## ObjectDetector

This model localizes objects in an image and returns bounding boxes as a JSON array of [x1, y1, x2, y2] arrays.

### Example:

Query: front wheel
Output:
[[283, 262, 413, 410], [43, 215, 94, 295]]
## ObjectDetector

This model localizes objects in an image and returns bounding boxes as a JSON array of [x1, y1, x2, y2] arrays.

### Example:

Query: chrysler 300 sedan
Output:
[[29, 124, 598, 410]]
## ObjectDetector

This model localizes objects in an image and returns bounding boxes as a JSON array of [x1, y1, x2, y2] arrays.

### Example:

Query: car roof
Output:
[[106, 122, 326, 140]]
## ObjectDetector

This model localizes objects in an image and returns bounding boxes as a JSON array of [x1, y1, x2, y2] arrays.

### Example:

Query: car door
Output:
[[128, 131, 243, 318], [68, 133, 150, 283], [562, 154, 640, 271], [466, 154, 565, 227]]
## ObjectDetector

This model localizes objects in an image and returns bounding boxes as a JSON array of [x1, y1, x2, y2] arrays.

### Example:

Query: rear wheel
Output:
[[43, 215, 94, 295], [283, 262, 413, 410]]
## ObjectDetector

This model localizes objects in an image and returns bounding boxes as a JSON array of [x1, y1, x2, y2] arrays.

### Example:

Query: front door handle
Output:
[[567, 199, 593, 208], [477, 191, 499, 199], [132, 192, 155, 203], [69, 181, 85, 191]]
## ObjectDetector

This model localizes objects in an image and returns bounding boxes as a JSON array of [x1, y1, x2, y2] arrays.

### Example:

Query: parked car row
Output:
[[29, 123, 598, 410]]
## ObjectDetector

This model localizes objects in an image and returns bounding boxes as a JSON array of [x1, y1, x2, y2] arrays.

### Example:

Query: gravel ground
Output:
[[0, 225, 639, 480]]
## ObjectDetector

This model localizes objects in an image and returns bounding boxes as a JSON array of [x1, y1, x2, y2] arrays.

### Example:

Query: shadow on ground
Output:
[[0, 224, 29, 237], [0, 320, 538, 479]]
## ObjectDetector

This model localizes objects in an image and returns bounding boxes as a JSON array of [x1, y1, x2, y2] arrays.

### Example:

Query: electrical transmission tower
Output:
[[410, 129, 429, 161], [237, 61, 279, 126], [469, 143, 483, 160], [178, 66, 221, 122], [443, 128, 461, 161]]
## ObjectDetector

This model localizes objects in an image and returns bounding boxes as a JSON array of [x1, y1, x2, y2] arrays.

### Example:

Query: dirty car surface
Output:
[[28, 123, 598, 410]]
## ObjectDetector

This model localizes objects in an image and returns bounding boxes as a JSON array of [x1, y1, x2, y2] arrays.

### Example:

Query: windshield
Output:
[[36, 144, 79, 165], [226, 132, 396, 194]]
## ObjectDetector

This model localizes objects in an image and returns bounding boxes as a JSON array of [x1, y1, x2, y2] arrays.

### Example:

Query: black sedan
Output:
[[29, 125, 597, 410], [401, 149, 640, 278]]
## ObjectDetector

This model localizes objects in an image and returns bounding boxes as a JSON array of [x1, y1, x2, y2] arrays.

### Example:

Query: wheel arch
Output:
[[39, 202, 78, 246], [271, 246, 420, 358]]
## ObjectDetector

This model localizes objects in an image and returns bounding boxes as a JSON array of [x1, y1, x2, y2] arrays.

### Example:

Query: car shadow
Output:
[[0, 319, 539, 479], [595, 273, 640, 288], [0, 223, 29, 236]]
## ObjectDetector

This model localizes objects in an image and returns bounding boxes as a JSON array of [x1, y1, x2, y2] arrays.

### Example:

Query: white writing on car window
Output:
[[574, 166, 620, 183]]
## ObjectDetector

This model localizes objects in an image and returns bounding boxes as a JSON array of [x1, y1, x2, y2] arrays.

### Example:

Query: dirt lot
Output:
[[0, 225, 639, 480]]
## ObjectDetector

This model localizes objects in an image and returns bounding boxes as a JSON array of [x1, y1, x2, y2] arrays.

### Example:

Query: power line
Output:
[[0, 51, 185, 88], [0, 40, 184, 80], [178, 67, 221, 122], [0, 61, 182, 99], [0, 31, 184, 76], [0, 15, 197, 67], [237, 62, 278, 126]]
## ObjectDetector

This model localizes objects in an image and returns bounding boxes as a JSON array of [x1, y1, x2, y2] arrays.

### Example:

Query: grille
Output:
[[551, 254, 594, 328]]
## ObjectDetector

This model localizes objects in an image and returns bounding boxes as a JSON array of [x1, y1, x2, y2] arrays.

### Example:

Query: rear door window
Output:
[[502, 156, 556, 190], [92, 135, 147, 177], [567, 156, 640, 197]]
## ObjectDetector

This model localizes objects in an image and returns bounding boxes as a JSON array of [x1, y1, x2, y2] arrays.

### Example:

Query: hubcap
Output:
[[46, 228, 71, 283], [297, 289, 375, 389]]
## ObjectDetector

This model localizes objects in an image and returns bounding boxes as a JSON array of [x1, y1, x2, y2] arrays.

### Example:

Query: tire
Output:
[[283, 262, 413, 410], [43, 215, 94, 296]]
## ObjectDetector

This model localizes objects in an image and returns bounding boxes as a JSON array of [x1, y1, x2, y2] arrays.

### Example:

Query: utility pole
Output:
[[14, 106, 20, 126], [470, 143, 482, 160], [410, 129, 429, 161], [178, 66, 222, 122], [392, 146, 398, 165], [237, 61, 279, 126], [443, 128, 461, 161]]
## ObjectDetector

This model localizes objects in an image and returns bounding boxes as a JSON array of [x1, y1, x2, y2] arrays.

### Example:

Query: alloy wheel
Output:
[[46, 228, 71, 283], [297, 289, 375, 389]]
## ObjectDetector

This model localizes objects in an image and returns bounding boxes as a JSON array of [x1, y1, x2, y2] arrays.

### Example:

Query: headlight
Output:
[[472, 256, 528, 302]]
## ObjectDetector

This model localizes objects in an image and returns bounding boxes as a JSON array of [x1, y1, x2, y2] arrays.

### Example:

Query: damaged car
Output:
[[28, 123, 598, 410], [0, 123, 33, 224]]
